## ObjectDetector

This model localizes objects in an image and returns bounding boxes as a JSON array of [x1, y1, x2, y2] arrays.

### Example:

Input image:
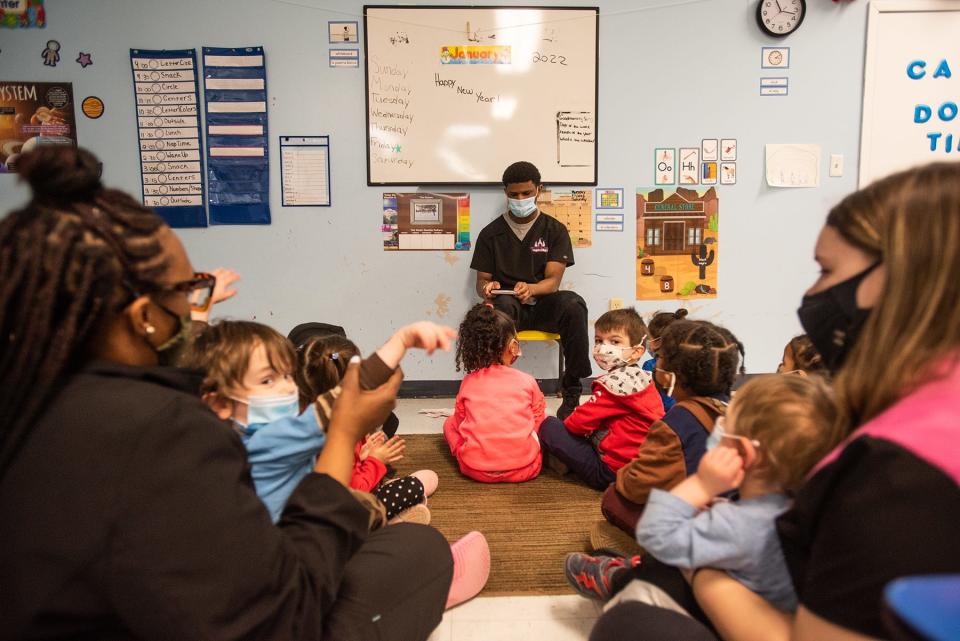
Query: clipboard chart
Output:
[[280, 136, 332, 207], [364, 5, 599, 186]]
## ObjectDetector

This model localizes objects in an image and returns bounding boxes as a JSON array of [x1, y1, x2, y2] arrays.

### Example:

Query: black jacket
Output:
[[0, 361, 370, 640]]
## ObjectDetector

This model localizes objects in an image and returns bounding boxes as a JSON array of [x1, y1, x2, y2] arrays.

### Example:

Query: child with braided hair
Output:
[[584, 320, 745, 556], [296, 333, 439, 523]]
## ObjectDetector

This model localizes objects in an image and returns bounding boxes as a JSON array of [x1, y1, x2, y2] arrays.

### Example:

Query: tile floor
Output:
[[396, 397, 601, 641]]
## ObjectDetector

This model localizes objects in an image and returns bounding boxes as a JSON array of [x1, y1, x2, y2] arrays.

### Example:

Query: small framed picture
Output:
[[720, 139, 737, 161], [679, 147, 700, 185], [701, 161, 718, 185], [720, 162, 737, 185], [655, 148, 676, 185], [329, 21, 359, 44], [761, 47, 790, 69], [701, 138, 718, 162]]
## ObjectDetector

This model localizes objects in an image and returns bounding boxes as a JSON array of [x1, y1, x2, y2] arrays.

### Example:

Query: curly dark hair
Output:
[[295, 334, 360, 408], [502, 161, 541, 187], [455, 304, 516, 373], [658, 320, 745, 396], [0, 146, 168, 478], [785, 334, 829, 378], [648, 308, 689, 339]]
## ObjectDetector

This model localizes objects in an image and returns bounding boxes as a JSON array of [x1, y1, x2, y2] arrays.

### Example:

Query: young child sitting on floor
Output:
[[642, 309, 689, 411], [185, 319, 492, 609], [565, 374, 842, 619], [539, 308, 664, 490], [444, 303, 545, 483], [296, 333, 438, 524], [594, 320, 744, 556], [777, 334, 829, 378]]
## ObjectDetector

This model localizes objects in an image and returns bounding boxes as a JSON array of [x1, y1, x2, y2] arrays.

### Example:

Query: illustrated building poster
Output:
[[636, 187, 719, 300]]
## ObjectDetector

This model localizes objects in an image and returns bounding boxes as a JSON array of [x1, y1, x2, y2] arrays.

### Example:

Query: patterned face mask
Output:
[[593, 335, 646, 371]]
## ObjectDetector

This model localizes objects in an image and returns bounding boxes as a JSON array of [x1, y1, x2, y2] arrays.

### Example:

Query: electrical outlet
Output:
[[829, 154, 844, 177], [609, 297, 624, 311]]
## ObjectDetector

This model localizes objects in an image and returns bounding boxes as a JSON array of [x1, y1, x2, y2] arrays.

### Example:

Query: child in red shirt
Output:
[[540, 308, 664, 490], [444, 304, 545, 482]]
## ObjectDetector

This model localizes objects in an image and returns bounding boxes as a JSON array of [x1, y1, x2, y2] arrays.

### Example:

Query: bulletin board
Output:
[[859, 0, 960, 186], [364, 5, 599, 186]]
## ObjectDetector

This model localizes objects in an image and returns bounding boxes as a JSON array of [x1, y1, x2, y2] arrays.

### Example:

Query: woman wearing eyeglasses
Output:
[[0, 147, 454, 641]]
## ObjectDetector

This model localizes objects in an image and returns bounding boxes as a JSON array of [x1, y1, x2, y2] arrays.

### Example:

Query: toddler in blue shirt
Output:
[[566, 373, 843, 617]]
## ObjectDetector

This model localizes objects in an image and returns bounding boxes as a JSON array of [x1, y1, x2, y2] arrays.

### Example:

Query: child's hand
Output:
[[359, 431, 386, 460], [697, 447, 745, 496], [398, 322, 456, 354], [368, 435, 406, 464], [378, 322, 457, 369]]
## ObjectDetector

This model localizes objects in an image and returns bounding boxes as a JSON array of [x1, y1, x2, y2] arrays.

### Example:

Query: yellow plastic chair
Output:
[[516, 330, 564, 397]]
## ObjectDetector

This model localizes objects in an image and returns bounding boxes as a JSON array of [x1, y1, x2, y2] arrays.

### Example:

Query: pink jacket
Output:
[[811, 358, 960, 483], [444, 365, 545, 472]]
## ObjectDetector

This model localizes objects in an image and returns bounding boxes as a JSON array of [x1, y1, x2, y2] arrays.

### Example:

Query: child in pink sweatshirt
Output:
[[444, 304, 545, 483]]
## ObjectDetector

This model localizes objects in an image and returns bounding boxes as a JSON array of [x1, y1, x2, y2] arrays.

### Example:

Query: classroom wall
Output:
[[0, 0, 870, 381]]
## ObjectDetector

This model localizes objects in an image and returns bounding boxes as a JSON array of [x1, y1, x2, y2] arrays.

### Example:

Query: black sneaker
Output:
[[557, 396, 580, 422]]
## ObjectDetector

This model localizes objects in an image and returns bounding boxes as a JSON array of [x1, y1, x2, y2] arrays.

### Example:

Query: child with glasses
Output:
[[443, 303, 545, 482], [565, 374, 843, 619]]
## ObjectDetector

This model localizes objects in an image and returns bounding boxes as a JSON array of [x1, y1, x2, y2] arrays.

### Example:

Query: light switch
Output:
[[829, 154, 844, 177]]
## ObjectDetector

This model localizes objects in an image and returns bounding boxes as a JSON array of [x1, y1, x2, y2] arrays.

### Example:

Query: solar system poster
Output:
[[0, 81, 78, 173]]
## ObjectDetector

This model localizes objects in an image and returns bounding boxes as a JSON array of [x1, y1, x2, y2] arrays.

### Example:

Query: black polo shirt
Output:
[[470, 212, 574, 288]]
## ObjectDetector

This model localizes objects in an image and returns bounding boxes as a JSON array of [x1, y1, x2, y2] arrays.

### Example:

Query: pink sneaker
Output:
[[445, 531, 490, 609], [412, 469, 439, 498]]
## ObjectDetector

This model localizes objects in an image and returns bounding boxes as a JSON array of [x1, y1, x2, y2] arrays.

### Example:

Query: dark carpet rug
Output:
[[393, 434, 604, 596]]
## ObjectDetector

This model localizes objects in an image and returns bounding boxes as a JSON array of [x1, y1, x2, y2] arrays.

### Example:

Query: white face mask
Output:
[[655, 368, 677, 397], [593, 336, 645, 371], [232, 391, 300, 431]]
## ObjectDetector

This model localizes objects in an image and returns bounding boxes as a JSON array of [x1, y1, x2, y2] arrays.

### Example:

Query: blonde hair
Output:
[[730, 375, 842, 493], [830, 162, 960, 432]]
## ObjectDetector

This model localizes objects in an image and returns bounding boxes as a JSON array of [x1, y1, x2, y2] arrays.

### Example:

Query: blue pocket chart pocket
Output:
[[202, 46, 271, 225]]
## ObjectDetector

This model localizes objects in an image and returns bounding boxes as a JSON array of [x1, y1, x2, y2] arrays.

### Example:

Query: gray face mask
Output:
[[153, 306, 192, 367]]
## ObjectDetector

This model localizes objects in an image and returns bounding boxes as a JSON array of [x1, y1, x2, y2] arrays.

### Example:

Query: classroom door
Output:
[[663, 222, 684, 252]]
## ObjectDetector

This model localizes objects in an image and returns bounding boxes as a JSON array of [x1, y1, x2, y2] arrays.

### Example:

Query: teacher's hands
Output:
[[482, 280, 502, 300], [514, 281, 534, 304]]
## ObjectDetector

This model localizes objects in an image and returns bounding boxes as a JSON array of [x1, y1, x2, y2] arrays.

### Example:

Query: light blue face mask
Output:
[[233, 391, 300, 433], [508, 195, 538, 218], [705, 425, 726, 451]]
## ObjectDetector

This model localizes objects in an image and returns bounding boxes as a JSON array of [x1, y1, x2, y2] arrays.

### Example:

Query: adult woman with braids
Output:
[[0, 147, 454, 641], [589, 163, 960, 641]]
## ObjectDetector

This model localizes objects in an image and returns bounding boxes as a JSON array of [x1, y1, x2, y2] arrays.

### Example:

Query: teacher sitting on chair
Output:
[[470, 161, 590, 421]]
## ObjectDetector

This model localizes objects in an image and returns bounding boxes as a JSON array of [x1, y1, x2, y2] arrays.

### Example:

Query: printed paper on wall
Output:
[[538, 188, 592, 248], [0, 81, 76, 173]]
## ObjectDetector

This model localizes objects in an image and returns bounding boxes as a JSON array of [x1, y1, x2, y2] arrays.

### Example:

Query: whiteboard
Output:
[[364, 6, 599, 185], [859, 0, 960, 186]]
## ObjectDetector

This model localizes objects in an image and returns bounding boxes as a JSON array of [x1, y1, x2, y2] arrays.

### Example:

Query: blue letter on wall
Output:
[[915, 104, 933, 123], [933, 59, 952, 79], [907, 60, 926, 79]]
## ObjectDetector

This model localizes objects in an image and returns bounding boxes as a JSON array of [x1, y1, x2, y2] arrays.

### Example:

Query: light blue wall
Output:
[[0, 0, 869, 379]]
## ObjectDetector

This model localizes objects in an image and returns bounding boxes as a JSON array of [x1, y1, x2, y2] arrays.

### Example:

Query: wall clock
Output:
[[757, 0, 805, 37]]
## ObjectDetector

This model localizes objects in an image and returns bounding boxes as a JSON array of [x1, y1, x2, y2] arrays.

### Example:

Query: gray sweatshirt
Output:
[[636, 489, 797, 612]]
